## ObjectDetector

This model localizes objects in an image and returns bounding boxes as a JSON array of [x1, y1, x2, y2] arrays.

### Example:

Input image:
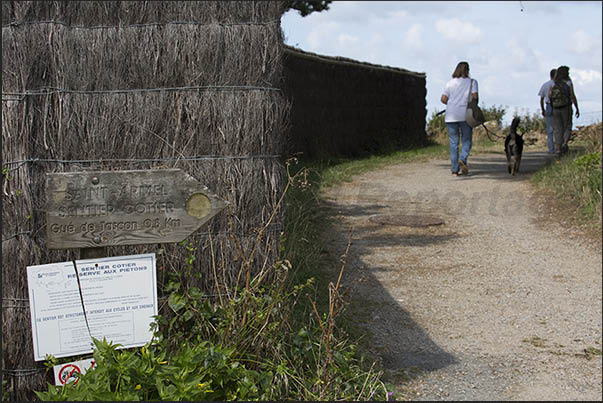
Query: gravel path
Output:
[[321, 150, 602, 401]]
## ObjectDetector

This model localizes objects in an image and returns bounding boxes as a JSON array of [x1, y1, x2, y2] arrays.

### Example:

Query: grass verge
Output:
[[283, 123, 601, 399], [282, 143, 452, 399], [530, 124, 602, 238], [312, 143, 448, 188]]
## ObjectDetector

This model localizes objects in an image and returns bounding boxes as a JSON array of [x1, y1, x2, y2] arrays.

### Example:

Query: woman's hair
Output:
[[554, 65, 570, 81], [452, 61, 470, 78]]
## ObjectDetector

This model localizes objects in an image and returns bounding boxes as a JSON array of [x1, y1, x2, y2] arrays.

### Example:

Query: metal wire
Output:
[[0, 231, 33, 242], [3, 19, 281, 29], [2, 297, 30, 309], [1, 84, 281, 101], [1, 154, 282, 174], [2, 368, 46, 377]]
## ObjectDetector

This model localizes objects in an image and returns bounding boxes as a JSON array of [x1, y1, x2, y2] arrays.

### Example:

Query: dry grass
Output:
[[2, 1, 288, 399]]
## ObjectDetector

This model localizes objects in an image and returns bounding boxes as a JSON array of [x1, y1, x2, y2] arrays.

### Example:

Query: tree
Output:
[[287, 0, 332, 16]]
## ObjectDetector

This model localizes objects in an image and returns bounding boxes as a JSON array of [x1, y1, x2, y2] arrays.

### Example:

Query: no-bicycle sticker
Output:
[[53, 358, 95, 385]]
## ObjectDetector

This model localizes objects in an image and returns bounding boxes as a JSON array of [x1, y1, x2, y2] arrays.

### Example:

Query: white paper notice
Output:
[[27, 253, 157, 361]]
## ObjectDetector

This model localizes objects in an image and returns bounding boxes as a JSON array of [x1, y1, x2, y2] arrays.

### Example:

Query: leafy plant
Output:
[[35, 338, 273, 401], [482, 104, 507, 127], [512, 107, 546, 133], [34, 162, 391, 401], [574, 151, 602, 169]]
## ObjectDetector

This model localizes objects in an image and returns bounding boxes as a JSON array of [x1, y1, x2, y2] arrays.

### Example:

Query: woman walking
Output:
[[440, 61, 478, 176]]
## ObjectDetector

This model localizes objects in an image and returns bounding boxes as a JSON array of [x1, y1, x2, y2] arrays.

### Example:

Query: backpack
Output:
[[550, 80, 571, 108]]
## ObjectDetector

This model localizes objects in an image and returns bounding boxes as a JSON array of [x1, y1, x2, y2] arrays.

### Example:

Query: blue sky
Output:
[[281, 1, 603, 128]]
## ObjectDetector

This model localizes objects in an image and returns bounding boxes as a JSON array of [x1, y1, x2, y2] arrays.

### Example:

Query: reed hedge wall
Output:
[[283, 45, 427, 159], [1, 1, 288, 399]]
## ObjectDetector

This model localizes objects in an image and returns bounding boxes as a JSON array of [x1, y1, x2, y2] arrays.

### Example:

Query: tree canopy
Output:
[[287, 0, 332, 17]]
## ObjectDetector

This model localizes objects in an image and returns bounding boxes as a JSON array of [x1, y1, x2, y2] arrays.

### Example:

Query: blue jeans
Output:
[[446, 121, 473, 173], [545, 103, 554, 153]]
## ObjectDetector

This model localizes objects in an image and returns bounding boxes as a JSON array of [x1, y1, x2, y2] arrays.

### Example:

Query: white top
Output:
[[442, 77, 478, 123], [538, 79, 555, 104]]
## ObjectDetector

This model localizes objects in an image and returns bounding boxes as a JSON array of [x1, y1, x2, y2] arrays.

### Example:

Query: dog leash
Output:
[[481, 123, 506, 142], [435, 110, 505, 142]]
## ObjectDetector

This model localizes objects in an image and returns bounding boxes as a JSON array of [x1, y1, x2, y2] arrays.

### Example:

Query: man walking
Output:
[[538, 68, 556, 154]]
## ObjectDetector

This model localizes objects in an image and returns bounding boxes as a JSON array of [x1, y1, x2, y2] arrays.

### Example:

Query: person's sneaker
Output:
[[458, 160, 469, 175], [452, 171, 460, 176]]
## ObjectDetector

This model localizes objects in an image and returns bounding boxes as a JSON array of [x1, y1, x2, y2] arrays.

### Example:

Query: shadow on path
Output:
[[323, 199, 459, 375], [321, 150, 560, 381], [435, 151, 556, 181]]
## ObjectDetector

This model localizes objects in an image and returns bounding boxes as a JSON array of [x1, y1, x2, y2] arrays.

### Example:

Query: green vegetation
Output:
[[35, 162, 391, 401], [428, 104, 507, 137], [308, 144, 449, 189], [287, 0, 332, 17], [531, 123, 602, 236], [36, 256, 389, 400], [33, 110, 600, 401], [511, 107, 546, 134], [427, 104, 549, 154], [583, 346, 602, 360], [522, 335, 547, 348]]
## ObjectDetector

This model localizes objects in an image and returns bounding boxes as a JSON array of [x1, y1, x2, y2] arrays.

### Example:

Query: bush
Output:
[[428, 104, 507, 135], [531, 123, 602, 234], [482, 104, 507, 126], [36, 264, 388, 401], [34, 164, 391, 401], [512, 107, 546, 133], [574, 122, 603, 154], [36, 338, 273, 401]]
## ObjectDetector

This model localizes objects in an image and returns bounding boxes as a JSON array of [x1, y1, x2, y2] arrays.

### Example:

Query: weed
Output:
[[531, 127, 602, 237], [583, 347, 602, 360], [522, 336, 547, 348], [34, 160, 391, 401]]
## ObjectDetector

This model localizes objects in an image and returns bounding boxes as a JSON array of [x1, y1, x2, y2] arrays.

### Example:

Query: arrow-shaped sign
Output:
[[46, 169, 227, 249]]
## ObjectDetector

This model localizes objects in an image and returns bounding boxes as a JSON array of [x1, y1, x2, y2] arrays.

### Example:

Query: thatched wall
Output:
[[1, 1, 288, 399], [283, 45, 427, 159]]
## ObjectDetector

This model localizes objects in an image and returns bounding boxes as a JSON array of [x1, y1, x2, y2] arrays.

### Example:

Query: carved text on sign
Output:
[[46, 170, 227, 249]]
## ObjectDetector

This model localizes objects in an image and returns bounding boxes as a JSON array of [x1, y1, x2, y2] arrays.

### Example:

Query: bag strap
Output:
[[467, 78, 474, 103], [561, 80, 571, 98]]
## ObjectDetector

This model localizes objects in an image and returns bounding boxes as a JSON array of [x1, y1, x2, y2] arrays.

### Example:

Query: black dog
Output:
[[505, 117, 524, 175]]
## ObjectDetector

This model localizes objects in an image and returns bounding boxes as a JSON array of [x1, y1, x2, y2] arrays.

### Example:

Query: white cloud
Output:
[[388, 10, 409, 19], [571, 69, 603, 86], [337, 33, 359, 48], [369, 33, 384, 47], [403, 23, 424, 49], [370, 9, 409, 25], [435, 18, 482, 43], [282, 1, 601, 127], [569, 29, 598, 54], [506, 39, 539, 68], [306, 21, 340, 51]]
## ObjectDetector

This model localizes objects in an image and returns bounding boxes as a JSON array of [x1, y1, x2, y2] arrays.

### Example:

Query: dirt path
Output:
[[321, 151, 602, 401]]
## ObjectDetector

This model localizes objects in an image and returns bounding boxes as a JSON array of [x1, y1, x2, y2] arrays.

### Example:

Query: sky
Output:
[[281, 0, 603, 128]]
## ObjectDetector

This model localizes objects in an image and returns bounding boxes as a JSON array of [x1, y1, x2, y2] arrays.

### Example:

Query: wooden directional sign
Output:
[[46, 169, 227, 249]]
